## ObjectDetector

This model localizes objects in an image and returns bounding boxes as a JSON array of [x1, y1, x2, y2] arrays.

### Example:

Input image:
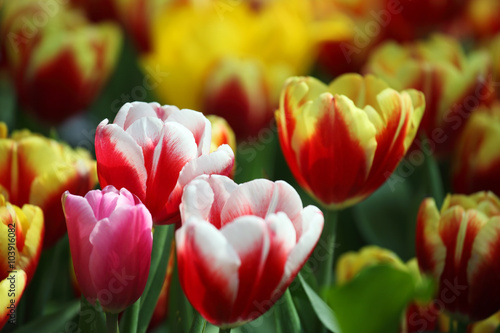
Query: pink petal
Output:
[[181, 175, 238, 229], [176, 218, 240, 324], [95, 120, 148, 201], [62, 192, 98, 304], [88, 204, 152, 313], [154, 104, 179, 121]]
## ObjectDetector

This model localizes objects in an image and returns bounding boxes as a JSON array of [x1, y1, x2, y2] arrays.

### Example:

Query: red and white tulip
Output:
[[95, 102, 235, 224], [176, 175, 324, 328]]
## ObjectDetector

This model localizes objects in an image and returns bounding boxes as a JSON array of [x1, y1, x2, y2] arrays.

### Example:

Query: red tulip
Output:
[[95, 102, 235, 225], [416, 192, 500, 321], [62, 186, 152, 313], [176, 175, 324, 328]]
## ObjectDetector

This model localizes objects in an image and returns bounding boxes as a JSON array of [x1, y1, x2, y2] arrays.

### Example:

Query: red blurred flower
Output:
[[416, 192, 500, 321]]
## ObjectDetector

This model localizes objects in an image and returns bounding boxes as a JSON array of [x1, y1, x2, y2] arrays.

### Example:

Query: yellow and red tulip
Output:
[[0, 126, 97, 248], [464, 0, 500, 39], [276, 73, 424, 209], [1, 0, 122, 124], [453, 102, 500, 196], [365, 34, 494, 155], [0, 195, 43, 329], [416, 192, 500, 321]]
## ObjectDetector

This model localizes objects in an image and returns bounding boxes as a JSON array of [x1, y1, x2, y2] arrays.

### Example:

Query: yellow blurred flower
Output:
[[0, 125, 97, 248], [0, 195, 43, 329]]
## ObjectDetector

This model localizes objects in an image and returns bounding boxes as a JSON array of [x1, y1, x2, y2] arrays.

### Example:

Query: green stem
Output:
[[106, 312, 120, 333], [219, 328, 232, 333], [120, 298, 140, 333], [455, 320, 469, 333], [274, 288, 301, 333], [422, 135, 444, 207], [189, 311, 206, 333], [316, 209, 338, 288]]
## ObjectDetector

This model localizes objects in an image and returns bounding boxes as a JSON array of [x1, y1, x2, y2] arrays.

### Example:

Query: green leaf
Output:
[[137, 224, 174, 333], [274, 289, 301, 333], [327, 265, 419, 333], [297, 274, 340, 333], [188, 311, 206, 333], [79, 296, 106, 333], [12, 299, 79, 333], [168, 253, 194, 333]]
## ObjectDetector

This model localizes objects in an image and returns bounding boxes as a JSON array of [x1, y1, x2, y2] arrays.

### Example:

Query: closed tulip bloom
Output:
[[176, 175, 323, 327], [365, 34, 494, 155], [0, 195, 43, 329], [453, 102, 500, 196], [277, 74, 424, 209], [207, 115, 237, 154], [0, 126, 97, 248], [1, 0, 122, 124], [62, 186, 152, 313], [95, 102, 234, 225], [416, 192, 500, 321]]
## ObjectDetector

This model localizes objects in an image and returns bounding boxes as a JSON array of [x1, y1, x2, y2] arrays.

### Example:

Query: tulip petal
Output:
[[89, 204, 152, 313], [165, 108, 212, 156], [63, 192, 98, 303], [220, 215, 270, 322], [95, 120, 148, 201], [467, 217, 500, 320], [0, 140, 14, 202], [278, 205, 323, 292], [113, 102, 159, 130], [181, 175, 237, 229], [163, 145, 234, 224], [176, 218, 240, 324], [0, 270, 27, 329], [220, 179, 302, 227]]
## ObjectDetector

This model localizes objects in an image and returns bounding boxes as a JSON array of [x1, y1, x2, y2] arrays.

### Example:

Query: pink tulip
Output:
[[95, 102, 235, 225], [176, 175, 324, 327], [62, 186, 152, 313]]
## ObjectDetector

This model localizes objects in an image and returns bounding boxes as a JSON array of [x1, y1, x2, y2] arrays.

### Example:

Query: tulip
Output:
[[62, 186, 152, 313], [207, 115, 236, 155], [1, 0, 122, 124], [416, 191, 500, 321], [276, 73, 424, 209], [202, 57, 282, 139], [140, 0, 320, 137], [95, 102, 234, 225], [0, 125, 97, 248], [365, 34, 494, 155], [464, 0, 500, 38], [0, 195, 44, 329], [452, 102, 500, 196], [176, 175, 323, 327]]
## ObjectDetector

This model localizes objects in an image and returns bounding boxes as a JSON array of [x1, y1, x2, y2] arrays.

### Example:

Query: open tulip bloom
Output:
[[95, 102, 234, 225], [62, 186, 153, 314], [176, 175, 324, 328]]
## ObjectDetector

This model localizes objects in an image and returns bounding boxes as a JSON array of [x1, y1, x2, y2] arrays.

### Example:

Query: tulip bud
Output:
[[453, 102, 500, 196], [276, 73, 424, 209], [0, 195, 43, 329], [0, 125, 97, 248], [95, 102, 235, 225], [365, 34, 494, 155], [416, 192, 500, 321], [177, 175, 323, 327], [207, 115, 237, 178], [62, 186, 153, 313], [1, 0, 122, 124]]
